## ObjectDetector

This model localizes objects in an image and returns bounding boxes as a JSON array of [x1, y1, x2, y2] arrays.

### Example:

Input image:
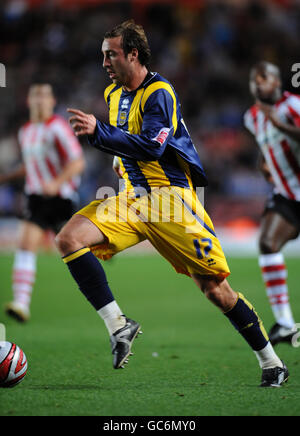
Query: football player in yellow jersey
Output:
[[56, 20, 288, 387]]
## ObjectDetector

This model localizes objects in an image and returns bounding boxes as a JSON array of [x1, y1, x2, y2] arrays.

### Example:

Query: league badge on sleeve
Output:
[[153, 127, 171, 146]]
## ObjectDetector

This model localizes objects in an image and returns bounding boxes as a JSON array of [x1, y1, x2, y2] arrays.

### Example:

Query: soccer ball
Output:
[[0, 341, 28, 388]]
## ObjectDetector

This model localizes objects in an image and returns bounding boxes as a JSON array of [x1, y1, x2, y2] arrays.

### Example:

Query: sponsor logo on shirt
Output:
[[153, 127, 170, 146]]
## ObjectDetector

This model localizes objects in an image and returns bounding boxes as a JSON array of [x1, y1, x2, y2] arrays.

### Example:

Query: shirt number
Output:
[[193, 238, 212, 259]]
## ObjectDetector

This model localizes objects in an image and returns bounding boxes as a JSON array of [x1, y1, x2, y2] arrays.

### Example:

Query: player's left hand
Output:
[[67, 108, 97, 136]]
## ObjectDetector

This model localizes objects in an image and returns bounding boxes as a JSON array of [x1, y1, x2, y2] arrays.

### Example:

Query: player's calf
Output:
[[192, 275, 237, 312], [192, 275, 288, 387], [56, 238, 140, 369]]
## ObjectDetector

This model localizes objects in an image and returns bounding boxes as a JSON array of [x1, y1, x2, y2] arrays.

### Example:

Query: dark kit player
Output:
[[56, 22, 287, 387]]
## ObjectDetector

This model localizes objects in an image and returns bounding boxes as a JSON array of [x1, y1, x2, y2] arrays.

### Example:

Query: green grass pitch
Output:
[[0, 253, 299, 416]]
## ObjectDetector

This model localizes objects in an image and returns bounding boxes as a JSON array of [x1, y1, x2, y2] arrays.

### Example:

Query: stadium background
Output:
[[0, 0, 300, 253]]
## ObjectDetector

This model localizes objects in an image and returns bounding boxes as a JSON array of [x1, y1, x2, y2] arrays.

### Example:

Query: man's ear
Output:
[[129, 48, 139, 62]]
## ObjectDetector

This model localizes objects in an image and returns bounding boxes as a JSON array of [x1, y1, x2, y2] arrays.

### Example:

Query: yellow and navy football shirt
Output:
[[88, 72, 207, 193]]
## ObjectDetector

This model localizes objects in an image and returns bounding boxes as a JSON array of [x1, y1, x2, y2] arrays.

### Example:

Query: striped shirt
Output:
[[244, 92, 300, 201], [18, 114, 83, 200], [88, 72, 207, 195]]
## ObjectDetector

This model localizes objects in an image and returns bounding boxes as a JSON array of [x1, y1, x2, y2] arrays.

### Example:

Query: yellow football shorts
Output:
[[76, 186, 230, 278]]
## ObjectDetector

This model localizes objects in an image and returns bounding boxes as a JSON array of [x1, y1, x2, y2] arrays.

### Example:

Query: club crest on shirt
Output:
[[119, 111, 128, 126]]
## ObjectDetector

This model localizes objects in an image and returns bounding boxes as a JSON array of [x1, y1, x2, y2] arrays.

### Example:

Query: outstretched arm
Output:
[[68, 108, 171, 161], [67, 89, 176, 161]]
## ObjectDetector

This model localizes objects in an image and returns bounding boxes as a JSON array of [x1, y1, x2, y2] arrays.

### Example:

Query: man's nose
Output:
[[103, 55, 110, 68]]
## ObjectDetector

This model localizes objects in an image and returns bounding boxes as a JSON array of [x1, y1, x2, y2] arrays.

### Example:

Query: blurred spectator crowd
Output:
[[0, 0, 300, 227]]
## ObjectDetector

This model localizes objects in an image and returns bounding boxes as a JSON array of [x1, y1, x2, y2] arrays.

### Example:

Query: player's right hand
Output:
[[67, 108, 97, 136]]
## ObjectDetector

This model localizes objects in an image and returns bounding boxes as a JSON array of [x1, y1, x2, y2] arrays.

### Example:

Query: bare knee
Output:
[[55, 229, 82, 256], [55, 215, 105, 256]]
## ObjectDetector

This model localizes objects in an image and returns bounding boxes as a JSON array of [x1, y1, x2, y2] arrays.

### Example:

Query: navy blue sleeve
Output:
[[87, 89, 176, 161]]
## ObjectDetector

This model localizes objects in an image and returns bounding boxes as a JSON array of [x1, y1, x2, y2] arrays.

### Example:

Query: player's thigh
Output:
[[259, 210, 298, 253], [143, 188, 230, 278], [150, 222, 229, 277], [56, 213, 106, 256], [19, 220, 45, 252], [71, 197, 145, 259]]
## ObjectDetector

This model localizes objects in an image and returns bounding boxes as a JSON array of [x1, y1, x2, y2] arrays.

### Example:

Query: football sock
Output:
[[224, 291, 270, 348], [225, 292, 282, 369], [254, 341, 283, 369], [12, 250, 36, 309], [97, 301, 126, 335], [63, 247, 126, 333], [63, 247, 114, 310], [259, 253, 295, 329]]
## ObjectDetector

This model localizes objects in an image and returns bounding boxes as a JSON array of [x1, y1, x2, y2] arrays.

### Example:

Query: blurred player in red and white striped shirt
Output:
[[244, 61, 300, 345], [0, 83, 85, 322]]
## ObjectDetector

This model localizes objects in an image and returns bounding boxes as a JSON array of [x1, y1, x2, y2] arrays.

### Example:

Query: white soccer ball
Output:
[[0, 341, 28, 388]]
